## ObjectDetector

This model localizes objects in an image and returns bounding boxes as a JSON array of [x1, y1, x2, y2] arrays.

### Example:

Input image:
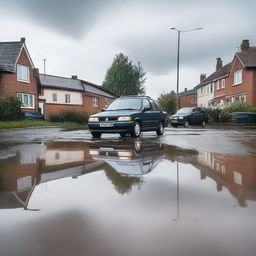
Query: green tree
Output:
[[157, 91, 177, 114], [102, 53, 146, 96]]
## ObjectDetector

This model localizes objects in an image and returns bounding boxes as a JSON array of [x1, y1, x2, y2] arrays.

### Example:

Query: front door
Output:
[[39, 102, 44, 115]]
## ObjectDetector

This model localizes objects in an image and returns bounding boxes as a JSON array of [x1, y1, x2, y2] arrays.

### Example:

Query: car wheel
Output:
[[131, 122, 141, 138], [119, 132, 127, 137], [91, 132, 101, 138], [202, 120, 206, 128], [184, 120, 190, 128], [156, 122, 164, 135]]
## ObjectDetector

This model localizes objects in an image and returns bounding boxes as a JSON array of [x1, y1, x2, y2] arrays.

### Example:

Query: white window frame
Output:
[[233, 69, 242, 85], [234, 171, 242, 185], [17, 93, 34, 109], [216, 80, 220, 90], [17, 64, 30, 83], [65, 94, 71, 104], [221, 79, 225, 89], [93, 97, 99, 107], [52, 93, 58, 102]]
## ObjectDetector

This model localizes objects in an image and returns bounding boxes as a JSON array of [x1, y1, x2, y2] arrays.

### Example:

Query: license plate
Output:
[[100, 123, 113, 127]]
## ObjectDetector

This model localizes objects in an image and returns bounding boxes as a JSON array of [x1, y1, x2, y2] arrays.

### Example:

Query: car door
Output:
[[190, 108, 200, 124], [149, 99, 161, 128], [141, 99, 154, 129]]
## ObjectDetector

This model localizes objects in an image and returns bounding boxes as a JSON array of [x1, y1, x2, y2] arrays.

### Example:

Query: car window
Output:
[[149, 100, 158, 111], [143, 99, 151, 110], [106, 98, 142, 111]]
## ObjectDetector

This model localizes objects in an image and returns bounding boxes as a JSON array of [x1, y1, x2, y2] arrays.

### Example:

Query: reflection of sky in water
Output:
[[0, 141, 256, 256]]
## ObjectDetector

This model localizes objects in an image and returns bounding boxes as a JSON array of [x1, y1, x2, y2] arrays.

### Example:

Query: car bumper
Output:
[[88, 121, 134, 133], [170, 119, 186, 125]]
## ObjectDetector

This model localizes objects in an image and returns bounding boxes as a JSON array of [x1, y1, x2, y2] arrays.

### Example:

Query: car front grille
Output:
[[99, 117, 118, 121]]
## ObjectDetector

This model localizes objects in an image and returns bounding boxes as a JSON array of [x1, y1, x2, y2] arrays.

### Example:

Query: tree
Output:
[[102, 53, 146, 96], [157, 91, 177, 114]]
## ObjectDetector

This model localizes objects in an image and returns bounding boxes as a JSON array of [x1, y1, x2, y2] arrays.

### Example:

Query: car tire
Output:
[[91, 132, 101, 138], [184, 120, 190, 128], [156, 121, 164, 135], [131, 122, 141, 138], [202, 120, 206, 128]]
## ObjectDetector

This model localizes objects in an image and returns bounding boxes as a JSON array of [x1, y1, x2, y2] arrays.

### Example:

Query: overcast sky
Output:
[[1, 0, 255, 99]]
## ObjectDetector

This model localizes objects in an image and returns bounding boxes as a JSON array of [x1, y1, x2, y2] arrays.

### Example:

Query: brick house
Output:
[[196, 40, 256, 108], [178, 88, 197, 108], [39, 74, 115, 119], [0, 38, 39, 111]]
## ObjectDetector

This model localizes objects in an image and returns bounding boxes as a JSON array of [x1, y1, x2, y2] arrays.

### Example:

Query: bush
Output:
[[205, 108, 221, 122], [219, 110, 232, 122], [224, 102, 256, 113], [49, 109, 91, 123], [0, 96, 24, 121]]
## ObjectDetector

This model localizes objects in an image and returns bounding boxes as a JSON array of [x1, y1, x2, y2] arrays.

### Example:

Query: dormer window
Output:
[[17, 64, 29, 82]]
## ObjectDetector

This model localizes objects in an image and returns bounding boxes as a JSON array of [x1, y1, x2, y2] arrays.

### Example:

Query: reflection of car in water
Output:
[[89, 140, 164, 176]]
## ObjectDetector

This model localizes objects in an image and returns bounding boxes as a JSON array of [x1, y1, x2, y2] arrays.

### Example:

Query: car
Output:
[[170, 107, 208, 128], [88, 96, 168, 138], [24, 111, 44, 120]]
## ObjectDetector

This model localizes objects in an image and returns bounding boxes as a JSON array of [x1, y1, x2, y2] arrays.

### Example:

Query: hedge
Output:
[[0, 96, 24, 121]]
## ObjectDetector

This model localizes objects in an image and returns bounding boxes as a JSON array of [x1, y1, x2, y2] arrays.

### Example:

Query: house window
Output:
[[65, 94, 71, 103], [200, 88, 203, 95], [191, 99, 197, 104], [17, 93, 34, 108], [52, 93, 57, 102], [216, 80, 220, 90], [234, 69, 242, 85], [17, 64, 29, 82], [93, 97, 99, 107], [234, 171, 242, 185], [221, 79, 225, 88], [17, 176, 32, 192], [210, 83, 213, 93]]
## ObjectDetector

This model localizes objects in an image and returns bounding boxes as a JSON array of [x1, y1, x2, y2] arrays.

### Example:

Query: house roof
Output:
[[39, 74, 115, 98], [0, 41, 23, 72], [179, 88, 197, 96], [236, 47, 256, 67], [196, 62, 232, 89]]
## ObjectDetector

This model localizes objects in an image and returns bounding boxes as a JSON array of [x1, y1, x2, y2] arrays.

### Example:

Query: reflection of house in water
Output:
[[197, 152, 256, 207], [0, 142, 105, 209]]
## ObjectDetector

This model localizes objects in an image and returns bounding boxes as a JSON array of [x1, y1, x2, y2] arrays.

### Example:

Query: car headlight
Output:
[[118, 116, 132, 121], [88, 117, 99, 122], [178, 116, 183, 119]]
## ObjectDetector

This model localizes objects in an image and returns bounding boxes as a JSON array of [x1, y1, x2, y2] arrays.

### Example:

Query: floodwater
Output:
[[0, 128, 256, 256]]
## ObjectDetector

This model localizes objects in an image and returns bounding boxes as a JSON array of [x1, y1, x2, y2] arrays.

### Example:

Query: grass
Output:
[[0, 120, 87, 130]]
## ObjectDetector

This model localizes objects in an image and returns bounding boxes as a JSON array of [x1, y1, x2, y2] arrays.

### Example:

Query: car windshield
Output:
[[106, 98, 142, 111], [176, 107, 193, 114]]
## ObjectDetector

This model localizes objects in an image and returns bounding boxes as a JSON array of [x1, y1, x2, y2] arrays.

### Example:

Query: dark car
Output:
[[170, 107, 208, 128], [88, 96, 168, 138], [24, 111, 44, 120]]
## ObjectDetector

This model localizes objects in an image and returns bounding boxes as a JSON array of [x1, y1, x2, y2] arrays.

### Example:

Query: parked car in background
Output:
[[88, 96, 168, 138], [24, 112, 44, 120], [170, 107, 208, 128]]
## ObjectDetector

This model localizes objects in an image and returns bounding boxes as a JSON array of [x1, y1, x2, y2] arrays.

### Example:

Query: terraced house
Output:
[[0, 38, 115, 118], [196, 40, 256, 108]]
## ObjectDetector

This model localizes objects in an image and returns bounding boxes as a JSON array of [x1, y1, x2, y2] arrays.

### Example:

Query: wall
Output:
[[179, 93, 197, 108], [197, 82, 214, 108], [39, 88, 83, 105], [0, 48, 38, 111]]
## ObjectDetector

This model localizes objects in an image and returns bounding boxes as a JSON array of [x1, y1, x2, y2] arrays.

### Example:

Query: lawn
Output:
[[0, 120, 87, 130]]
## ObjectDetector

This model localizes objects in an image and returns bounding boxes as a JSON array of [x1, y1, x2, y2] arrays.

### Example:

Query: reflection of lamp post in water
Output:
[[173, 161, 180, 221]]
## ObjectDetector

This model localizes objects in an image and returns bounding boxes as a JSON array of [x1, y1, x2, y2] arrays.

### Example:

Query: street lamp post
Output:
[[170, 27, 203, 109]]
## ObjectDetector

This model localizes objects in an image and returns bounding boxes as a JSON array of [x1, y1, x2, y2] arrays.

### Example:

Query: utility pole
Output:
[[42, 58, 46, 74]]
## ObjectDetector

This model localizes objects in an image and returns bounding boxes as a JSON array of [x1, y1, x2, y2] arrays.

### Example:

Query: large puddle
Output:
[[1, 139, 256, 256]]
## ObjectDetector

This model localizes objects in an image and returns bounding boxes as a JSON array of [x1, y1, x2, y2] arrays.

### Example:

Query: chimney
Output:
[[184, 88, 187, 91], [240, 39, 250, 52], [71, 75, 78, 79], [20, 37, 26, 43], [200, 73, 206, 82], [216, 58, 222, 71]]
